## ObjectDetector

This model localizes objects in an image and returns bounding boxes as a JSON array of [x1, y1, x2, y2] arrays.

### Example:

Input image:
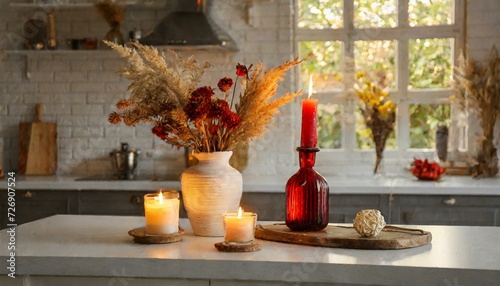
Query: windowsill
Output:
[[3, 174, 499, 195]]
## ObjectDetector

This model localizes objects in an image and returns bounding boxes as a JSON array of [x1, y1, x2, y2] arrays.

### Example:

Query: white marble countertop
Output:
[[2, 174, 499, 195], [0, 215, 499, 285]]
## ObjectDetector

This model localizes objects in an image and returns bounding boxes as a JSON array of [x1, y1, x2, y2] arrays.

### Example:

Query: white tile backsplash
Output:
[[0, 0, 499, 177]]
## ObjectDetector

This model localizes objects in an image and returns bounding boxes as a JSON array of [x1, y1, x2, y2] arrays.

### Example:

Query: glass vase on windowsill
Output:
[[354, 71, 396, 177], [374, 152, 385, 177]]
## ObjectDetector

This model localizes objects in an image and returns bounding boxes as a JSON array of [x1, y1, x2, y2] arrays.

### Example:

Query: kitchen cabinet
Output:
[[79, 191, 148, 217], [390, 195, 500, 226], [240, 193, 387, 223], [330, 194, 389, 223], [240, 192, 286, 221], [2, 188, 500, 228], [79, 190, 188, 219], [0, 189, 78, 229]]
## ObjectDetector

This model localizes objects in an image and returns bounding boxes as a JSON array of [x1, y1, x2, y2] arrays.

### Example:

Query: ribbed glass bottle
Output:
[[285, 147, 329, 231]]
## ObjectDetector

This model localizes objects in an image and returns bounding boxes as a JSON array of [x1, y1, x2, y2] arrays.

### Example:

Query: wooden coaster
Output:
[[214, 242, 262, 252], [128, 227, 184, 244], [255, 224, 431, 250]]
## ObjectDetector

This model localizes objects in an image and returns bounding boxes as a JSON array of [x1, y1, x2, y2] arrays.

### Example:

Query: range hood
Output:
[[139, 0, 238, 52]]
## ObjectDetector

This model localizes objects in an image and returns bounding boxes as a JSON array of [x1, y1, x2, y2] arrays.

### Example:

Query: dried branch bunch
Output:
[[106, 41, 303, 153], [95, 0, 125, 28], [355, 72, 397, 174], [453, 46, 500, 177]]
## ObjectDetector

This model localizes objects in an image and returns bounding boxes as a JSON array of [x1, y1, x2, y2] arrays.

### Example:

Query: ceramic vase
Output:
[[181, 151, 242, 237]]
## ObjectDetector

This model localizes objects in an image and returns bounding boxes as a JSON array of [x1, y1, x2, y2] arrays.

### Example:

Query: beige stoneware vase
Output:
[[181, 151, 242, 237]]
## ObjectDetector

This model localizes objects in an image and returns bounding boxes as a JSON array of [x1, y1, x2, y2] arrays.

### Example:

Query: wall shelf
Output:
[[9, 0, 164, 9], [2, 44, 235, 79], [2, 49, 119, 79], [4, 49, 115, 55]]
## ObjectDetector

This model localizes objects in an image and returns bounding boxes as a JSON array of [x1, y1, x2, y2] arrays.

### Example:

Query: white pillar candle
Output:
[[144, 190, 179, 235], [223, 207, 257, 244]]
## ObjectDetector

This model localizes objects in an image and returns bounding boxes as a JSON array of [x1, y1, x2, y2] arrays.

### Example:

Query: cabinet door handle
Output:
[[130, 195, 142, 205], [22, 191, 33, 199], [442, 197, 456, 206]]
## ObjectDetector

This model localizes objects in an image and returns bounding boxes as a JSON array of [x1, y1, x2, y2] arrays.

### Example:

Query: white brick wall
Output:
[[467, 0, 500, 60], [0, 0, 498, 177]]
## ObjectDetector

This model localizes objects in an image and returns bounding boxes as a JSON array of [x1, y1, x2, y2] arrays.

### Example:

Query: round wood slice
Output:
[[214, 242, 262, 252], [128, 227, 184, 244], [255, 224, 431, 250]]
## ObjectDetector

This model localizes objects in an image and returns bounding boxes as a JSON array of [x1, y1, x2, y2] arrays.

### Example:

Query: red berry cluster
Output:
[[411, 159, 445, 181]]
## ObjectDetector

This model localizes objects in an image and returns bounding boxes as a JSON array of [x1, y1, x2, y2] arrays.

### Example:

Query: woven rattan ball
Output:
[[353, 209, 386, 237]]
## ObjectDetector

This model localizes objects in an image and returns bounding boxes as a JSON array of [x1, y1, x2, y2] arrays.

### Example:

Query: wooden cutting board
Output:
[[255, 224, 432, 250], [19, 104, 57, 175]]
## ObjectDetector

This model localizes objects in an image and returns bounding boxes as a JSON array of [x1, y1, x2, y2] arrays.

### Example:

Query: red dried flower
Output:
[[208, 99, 230, 118], [184, 86, 214, 120], [152, 125, 167, 140], [217, 77, 233, 92], [222, 110, 241, 130], [236, 63, 248, 77], [209, 125, 219, 135]]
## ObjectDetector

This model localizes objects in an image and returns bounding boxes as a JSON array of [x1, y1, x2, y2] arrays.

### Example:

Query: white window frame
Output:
[[293, 0, 466, 174]]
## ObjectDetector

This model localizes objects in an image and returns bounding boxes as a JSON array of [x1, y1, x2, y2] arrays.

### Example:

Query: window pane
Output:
[[408, 38, 453, 89], [318, 104, 342, 149], [300, 41, 343, 91], [410, 104, 450, 148], [409, 0, 454, 27], [298, 0, 343, 29], [355, 107, 396, 149], [354, 0, 397, 28], [354, 40, 396, 89]]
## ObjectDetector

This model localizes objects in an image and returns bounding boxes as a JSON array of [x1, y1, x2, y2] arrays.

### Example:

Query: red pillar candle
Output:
[[300, 98, 318, 148]]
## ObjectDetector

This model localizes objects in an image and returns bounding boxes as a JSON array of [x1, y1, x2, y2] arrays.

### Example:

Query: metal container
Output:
[[110, 143, 140, 180]]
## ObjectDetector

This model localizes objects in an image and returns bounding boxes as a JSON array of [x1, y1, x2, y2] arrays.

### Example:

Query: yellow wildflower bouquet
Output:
[[354, 72, 396, 174]]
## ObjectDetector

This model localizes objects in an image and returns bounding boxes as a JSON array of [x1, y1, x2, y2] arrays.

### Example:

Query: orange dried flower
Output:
[[108, 112, 121, 124], [116, 99, 132, 110]]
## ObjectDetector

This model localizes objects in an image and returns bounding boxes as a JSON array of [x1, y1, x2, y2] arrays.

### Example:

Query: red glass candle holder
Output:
[[285, 147, 329, 231]]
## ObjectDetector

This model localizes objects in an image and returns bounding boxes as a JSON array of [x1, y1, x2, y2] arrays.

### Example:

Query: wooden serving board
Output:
[[19, 104, 57, 175], [255, 224, 431, 250]]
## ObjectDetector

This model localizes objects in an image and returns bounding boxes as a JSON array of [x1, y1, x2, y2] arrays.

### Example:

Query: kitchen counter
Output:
[[3, 174, 500, 195], [1, 215, 499, 285]]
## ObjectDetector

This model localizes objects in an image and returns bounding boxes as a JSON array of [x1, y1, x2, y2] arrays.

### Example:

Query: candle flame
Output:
[[237, 207, 243, 217], [158, 190, 163, 204], [308, 74, 313, 99]]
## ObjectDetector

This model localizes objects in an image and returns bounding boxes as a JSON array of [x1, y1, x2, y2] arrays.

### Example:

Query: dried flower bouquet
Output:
[[355, 72, 397, 174], [453, 46, 500, 177], [106, 41, 303, 153]]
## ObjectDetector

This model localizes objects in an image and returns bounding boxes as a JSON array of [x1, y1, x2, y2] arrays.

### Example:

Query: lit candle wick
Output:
[[158, 190, 163, 204], [308, 75, 313, 99], [237, 207, 243, 218]]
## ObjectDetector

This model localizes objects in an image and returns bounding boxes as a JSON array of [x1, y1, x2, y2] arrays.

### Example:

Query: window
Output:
[[295, 0, 465, 172]]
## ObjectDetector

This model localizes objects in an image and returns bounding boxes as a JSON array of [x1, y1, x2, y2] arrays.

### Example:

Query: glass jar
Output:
[[222, 210, 257, 245], [144, 190, 179, 235]]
